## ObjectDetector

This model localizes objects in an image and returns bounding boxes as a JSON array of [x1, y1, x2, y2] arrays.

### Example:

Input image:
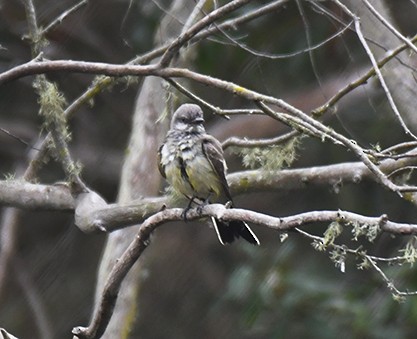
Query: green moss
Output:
[[323, 221, 343, 247], [399, 236, 417, 266], [238, 136, 301, 171]]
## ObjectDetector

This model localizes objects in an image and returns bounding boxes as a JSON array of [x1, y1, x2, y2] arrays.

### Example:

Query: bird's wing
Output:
[[157, 144, 166, 179], [201, 135, 233, 203]]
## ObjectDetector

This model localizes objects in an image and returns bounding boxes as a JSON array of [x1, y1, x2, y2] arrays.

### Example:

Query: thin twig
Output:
[[312, 34, 417, 117], [46, 114, 88, 192], [295, 227, 417, 297], [333, 0, 417, 141], [296, 0, 323, 88], [382, 141, 417, 155], [182, 0, 207, 33], [222, 130, 299, 149], [387, 166, 417, 179], [216, 19, 352, 60], [166, 79, 264, 118], [40, 0, 88, 36], [158, 0, 251, 66], [363, 0, 417, 55], [165, 78, 222, 113], [198, 0, 346, 60], [367, 256, 417, 297], [0, 127, 40, 151], [307, 0, 404, 56], [257, 102, 404, 194]]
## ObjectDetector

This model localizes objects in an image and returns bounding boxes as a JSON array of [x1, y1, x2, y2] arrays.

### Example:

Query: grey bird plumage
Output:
[[158, 103, 260, 245]]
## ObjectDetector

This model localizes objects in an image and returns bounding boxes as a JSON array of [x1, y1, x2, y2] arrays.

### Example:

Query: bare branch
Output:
[[0, 181, 74, 210], [21, 0, 41, 55], [165, 78, 224, 114], [0, 127, 40, 151], [363, 0, 417, 55], [367, 256, 417, 297], [334, 0, 417, 141], [216, 18, 353, 60], [313, 33, 417, 117], [182, 0, 207, 33], [2, 52, 417, 194], [296, 0, 323, 88], [257, 102, 406, 194], [3, 60, 403, 196], [40, 0, 88, 36], [158, 0, 251, 66], [49, 0, 291, 130], [72, 205, 417, 338], [72, 208, 183, 339], [0, 61, 158, 84], [222, 131, 299, 149], [0, 60, 412, 197], [3, 147, 417, 218]]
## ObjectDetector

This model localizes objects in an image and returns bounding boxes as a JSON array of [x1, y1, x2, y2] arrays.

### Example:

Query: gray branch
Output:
[[2, 152, 417, 234], [72, 204, 416, 338], [0, 181, 74, 211]]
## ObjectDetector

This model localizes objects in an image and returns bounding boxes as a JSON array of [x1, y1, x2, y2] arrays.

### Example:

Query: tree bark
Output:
[[94, 1, 198, 337]]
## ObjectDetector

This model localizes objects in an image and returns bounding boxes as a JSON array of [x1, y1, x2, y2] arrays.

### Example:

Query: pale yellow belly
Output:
[[164, 154, 222, 200]]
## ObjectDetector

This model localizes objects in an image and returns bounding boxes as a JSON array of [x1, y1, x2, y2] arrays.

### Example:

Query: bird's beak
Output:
[[193, 118, 205, 124]]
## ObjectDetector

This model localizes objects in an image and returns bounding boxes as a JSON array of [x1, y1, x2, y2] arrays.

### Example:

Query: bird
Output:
[[158, 103, 260, 245]]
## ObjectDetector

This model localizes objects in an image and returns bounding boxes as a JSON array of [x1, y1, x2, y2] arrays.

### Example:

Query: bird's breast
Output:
[[160, 134, 222, 199]]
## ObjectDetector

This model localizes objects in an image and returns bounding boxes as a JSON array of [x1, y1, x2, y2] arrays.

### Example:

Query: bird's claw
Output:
[[181, 206, 191, 221], [196, 204, 204, 215]]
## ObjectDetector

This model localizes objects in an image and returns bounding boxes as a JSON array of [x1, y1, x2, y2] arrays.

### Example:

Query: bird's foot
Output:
[[182, 195, 196, 221], [181, 206, 191, 221], [196, 204, 204, 216], [196, 195, 212, 215]]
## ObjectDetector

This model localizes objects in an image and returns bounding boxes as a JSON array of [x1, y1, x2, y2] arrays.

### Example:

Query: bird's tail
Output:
[[211, 217, 260, 245]]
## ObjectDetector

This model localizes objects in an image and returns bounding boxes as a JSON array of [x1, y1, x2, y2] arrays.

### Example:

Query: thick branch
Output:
[[0, 181, 74, 210], [2, 151, 417, 219]]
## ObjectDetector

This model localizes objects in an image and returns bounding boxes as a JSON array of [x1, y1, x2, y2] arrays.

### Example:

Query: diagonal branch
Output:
[[2, 59, 416, 194], [158, 0, 251, 66], [40, 0, 88, 36], [312, 33, 417, 117], [363, 0, 417, 55], [333, 0, 417, 141]]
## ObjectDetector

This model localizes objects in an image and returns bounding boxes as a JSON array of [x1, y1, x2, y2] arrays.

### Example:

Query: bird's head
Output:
[[171, 104, 206, 133]]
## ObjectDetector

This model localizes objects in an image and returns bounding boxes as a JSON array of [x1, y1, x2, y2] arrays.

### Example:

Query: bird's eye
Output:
[[180, 118, 186, 123]]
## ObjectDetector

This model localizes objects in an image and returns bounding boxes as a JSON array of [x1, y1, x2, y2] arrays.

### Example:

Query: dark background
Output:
[[1, 1, 417, 338]]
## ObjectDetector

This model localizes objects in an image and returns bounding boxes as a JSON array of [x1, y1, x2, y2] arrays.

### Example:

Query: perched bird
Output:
[[158, 103, 260, 245]]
